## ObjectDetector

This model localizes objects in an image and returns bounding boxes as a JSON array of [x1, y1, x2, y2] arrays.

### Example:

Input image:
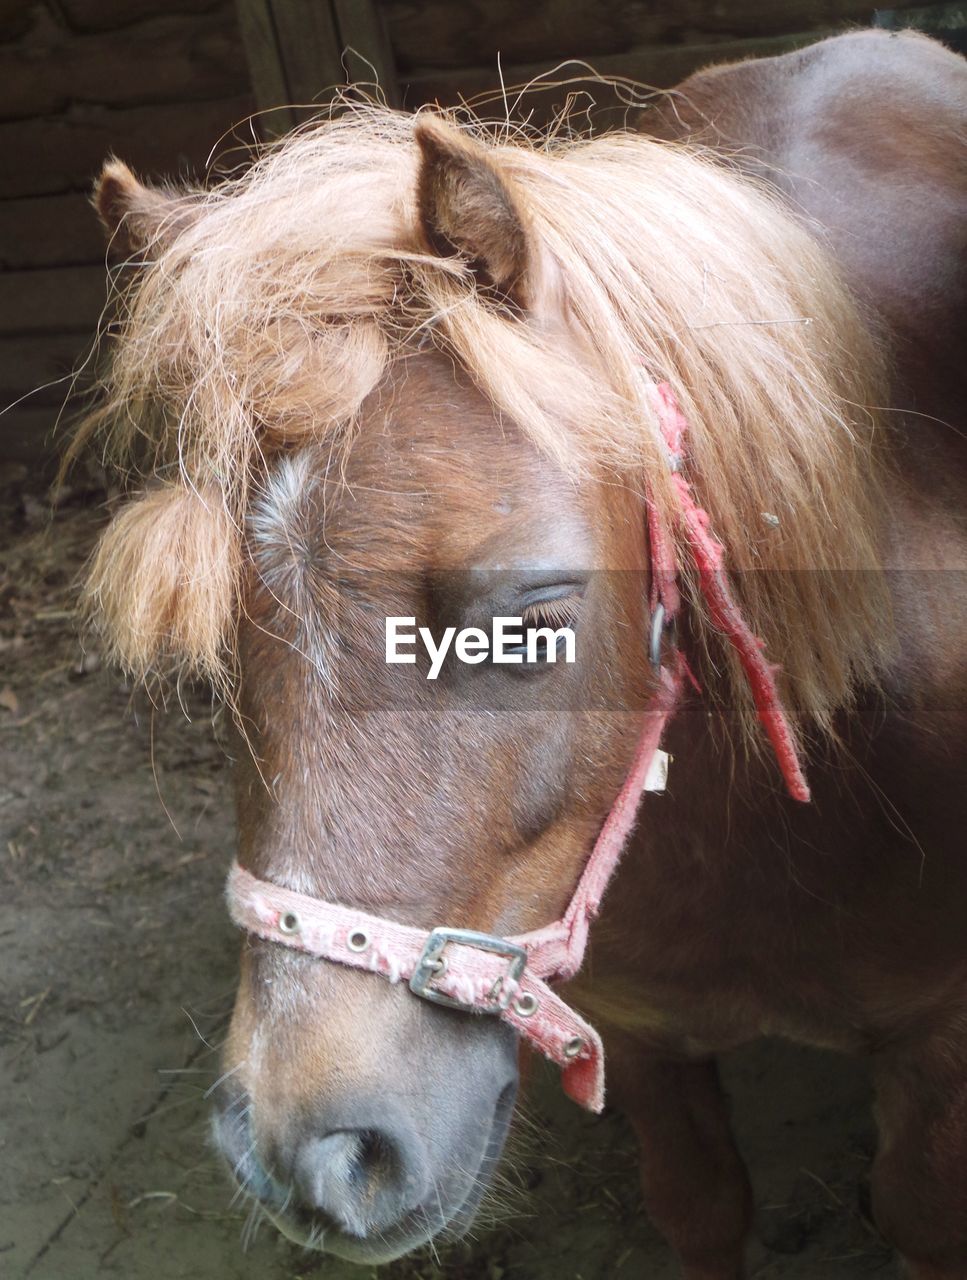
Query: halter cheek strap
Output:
[[227, 664, 678, 1114], [225, 383, 808, 1114]]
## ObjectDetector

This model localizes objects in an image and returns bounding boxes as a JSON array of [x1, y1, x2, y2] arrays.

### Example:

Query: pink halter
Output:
[[226, 383, 808, 1113]]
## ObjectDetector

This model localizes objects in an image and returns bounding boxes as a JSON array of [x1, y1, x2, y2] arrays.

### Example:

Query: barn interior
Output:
[[1, 3, 964, 1277]]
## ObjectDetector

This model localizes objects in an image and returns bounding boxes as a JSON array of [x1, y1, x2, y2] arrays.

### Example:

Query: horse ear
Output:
[[94, 159, 199, 255], [413, 116, 533, 308]]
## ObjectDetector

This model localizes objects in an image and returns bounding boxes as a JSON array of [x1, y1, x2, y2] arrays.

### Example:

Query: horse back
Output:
[[643, 30, 967, 846], [642, 29, 967, 437]]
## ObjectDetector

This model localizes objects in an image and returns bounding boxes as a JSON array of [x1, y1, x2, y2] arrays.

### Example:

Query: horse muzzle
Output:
[[210, 1007, 519, 1260]]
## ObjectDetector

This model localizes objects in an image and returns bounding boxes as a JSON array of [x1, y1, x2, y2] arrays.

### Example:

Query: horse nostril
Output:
[[352, 1129, 392, 1186], [292, 1126, 423, 1238]]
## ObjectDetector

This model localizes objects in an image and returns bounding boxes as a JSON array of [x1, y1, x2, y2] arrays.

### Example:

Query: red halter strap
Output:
[[226, 383, 809, 1113], [647, 383, 810, 802]]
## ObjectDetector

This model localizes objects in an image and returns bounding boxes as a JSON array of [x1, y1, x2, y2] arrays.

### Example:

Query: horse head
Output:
[[81, 109, 888, 1260]]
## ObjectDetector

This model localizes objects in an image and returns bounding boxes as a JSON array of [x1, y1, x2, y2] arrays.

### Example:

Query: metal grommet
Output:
[[563, 1036, 585, 1059], [347, 928, 370, 952], [513, 992, 539, 1018], [279, 911, 299, 935]]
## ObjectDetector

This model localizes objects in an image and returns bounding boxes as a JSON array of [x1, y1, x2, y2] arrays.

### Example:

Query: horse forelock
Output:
[[79, 103, 894, 747]]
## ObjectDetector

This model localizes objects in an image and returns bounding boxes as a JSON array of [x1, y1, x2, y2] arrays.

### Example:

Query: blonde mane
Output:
[[79, 104, 892, 747]]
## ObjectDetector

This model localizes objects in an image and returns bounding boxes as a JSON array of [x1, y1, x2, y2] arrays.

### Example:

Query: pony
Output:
[[76, 28, 966, 1279]]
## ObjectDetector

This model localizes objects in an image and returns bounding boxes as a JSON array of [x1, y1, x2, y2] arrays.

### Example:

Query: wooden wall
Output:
[[0, 0, 253, 467], [385, 0, 916, 105], [0, 0, 942, 465]]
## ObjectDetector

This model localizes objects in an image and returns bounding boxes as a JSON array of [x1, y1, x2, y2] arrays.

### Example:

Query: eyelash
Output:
[[519, 596, 581, 631]]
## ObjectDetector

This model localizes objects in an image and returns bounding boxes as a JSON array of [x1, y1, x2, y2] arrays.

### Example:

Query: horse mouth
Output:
[[262, 1078, 518, 1262]]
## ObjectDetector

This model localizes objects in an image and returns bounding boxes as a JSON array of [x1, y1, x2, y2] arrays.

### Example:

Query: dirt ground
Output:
[[0, 465, 900, 1280]]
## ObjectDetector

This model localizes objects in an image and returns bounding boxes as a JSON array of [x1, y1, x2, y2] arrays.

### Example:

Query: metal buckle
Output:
[[649, 602, 677, 669], [409, 927, 527, 1014]]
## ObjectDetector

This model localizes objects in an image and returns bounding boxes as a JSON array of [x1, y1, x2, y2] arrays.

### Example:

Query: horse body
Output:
[[80, 29, 966, 1279], [594, 31, 967, 1276], [625, 28, 967, 1050]]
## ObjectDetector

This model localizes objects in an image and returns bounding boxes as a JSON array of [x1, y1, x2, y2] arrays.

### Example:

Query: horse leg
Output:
[[610, 1043, 752, 1279], [871, 1030, 967, 1278]]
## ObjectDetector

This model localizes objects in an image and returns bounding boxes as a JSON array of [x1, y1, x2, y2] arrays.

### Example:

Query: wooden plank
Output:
[[233, 0, 298, 135], [235, 0, 399, 137], [0, 404, 80, 466], [57, 0, 223, 33], [401, 30, 835, 114], [0, 96, 256, 199], [0, 8, 249, 123], [0, 333, 100, 406], [331, 0, 399, 103], [384, 0, 628, 74], [0, 0, 34, 40], [0, 266, 108, 334], [235, 0, 345, 134], [381, 0, 928, 74], [270, 0, 345, 108], [0, 194, 104, 269]]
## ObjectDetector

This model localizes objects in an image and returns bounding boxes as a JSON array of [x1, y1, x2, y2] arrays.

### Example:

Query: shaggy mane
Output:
[[77, 104, 892, 746]]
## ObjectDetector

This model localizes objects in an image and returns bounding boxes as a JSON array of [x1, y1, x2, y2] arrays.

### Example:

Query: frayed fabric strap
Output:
[[226, 661, 679, 1116], [647, 383, 810, 802], [225, 380, 809, 1115], [228, 861, 622, 1113]]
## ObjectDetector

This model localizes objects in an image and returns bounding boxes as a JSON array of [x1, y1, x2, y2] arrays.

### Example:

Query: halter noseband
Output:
[[226, 383, 808, 1113]]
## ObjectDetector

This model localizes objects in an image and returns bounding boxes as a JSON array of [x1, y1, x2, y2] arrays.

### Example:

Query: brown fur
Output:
[[94, 158, 201, 258], [76, 102, 893, 750], [77, 29, 967, 1280], [414, 115, 533, 305]]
